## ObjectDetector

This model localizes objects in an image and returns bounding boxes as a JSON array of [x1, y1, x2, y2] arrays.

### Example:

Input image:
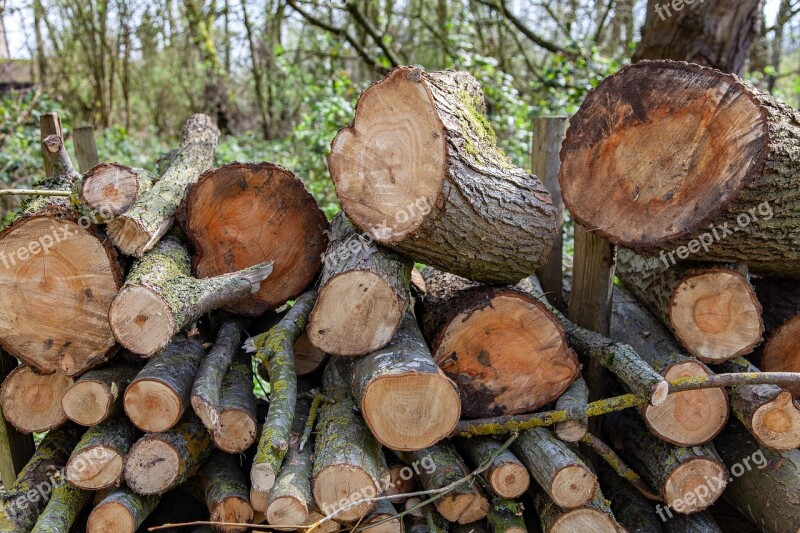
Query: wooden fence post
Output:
[[73, 125, 100, 173], [40, 112, 63, 177]]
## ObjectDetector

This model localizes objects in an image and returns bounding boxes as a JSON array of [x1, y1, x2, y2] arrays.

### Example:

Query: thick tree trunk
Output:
[[554, 377, 589, 442], [123, 411, 214, 495], [124, 335, 205, 432], [0, 136, 123, 376], [73, 163, 152, 218], [65, 414, 138, 489], [560, 60, 800, 279], [62, 364, 138, 426], [211, 353, 257, 453], [30, 481, 90, 533], [487, 498, 526, 533], [110, 236, 272, 356], [530, 484, 621, 533], [351, 311, 460, 450], [179, 161, 327, 314], [610, 285, 730, 445], [458, 437, 530, 499], [633, 0, 761, 74], [419, 268, 579, 418], [616, 250, 763, 361], [107, 114, 220, 257], [199, 451, 254, 533], [86, 488, 160, 533], [752, 277, 800, 391], [308, 213, 412, 356], [0, 365, 72, 433], [330, 66, 558, 284], [513, 428, 597, 509], [312, 358, 383, 523]]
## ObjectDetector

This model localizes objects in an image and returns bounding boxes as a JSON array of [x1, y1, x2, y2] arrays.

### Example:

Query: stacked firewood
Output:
[[0, 60, 799, 533]]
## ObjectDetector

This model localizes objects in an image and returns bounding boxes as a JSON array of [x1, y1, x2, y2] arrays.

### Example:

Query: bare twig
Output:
[[580, 432, 661, 501]]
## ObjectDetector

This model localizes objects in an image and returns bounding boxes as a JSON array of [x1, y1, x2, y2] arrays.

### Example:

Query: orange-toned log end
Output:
[[123, 379, 183, 433], [181, 162, 327, 315], [210, 497, 254, 533], [663, 458, 727, 513], [82, 163, 142, 216], [550, 508, 619, 533], [643, 361, 729, 446], [431, 290, 579, 418], [62, 380, 113, 426], [0, 216, 122, 376], [488, 462, 530, 499], [669, 269, 763, 362], [0, 365, 73, 433], [751, 391, 800, 451], [294, 332, 327, 377], [761, 315, 800, 397], [559, 60, 767, 249]]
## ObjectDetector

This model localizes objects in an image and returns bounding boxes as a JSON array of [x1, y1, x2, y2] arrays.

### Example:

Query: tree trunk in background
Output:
[[634, 0, 762, 74]]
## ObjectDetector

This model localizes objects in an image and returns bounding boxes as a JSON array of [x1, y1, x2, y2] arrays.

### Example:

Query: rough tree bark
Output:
[[30, 481, 90, 533], [210, 353, 257, 454], [86, 488, 160, 533], [65, 414, 138, 490], [198, 451, 254, 533], [486, 497, 526, 533], [62, 364, 138, 426], [0, 365, 72, 433], [554, 376, 589, 442]]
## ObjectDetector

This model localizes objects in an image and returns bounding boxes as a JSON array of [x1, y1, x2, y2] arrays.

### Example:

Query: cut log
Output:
[[294, 331, 327, 377], [30, 480, 90, 533], [559, 60, 800, 278], [616, 250, 763, 361], [249, 488, 269, 514], [123, 411, 214, 495], [191, 317, 246, 430], [65, 415, 138, 490], [420, 268, 579, 417], [531, 485, 621, 533], [73, 163, 151, 218], [753, 277, 800, 394], [124, 335, 205, 432], [303, 509, 341, 533], [487, 498, 526, 533], [458, 437, 530, 499], [179, 161, 327, 314], [312, 358, 383, 522], [109, 236, 272, 356], [0, 135, 123, 376], [0, 365, 72, 433], [714, 418, 800, 533], [362, 499, 403, 532], [0, 423, 83, 532], [199, 451, 254, 533], [385, 462, 415, 504], [107, 114, 220, 257], [329, 66, 558, 284], [605, 412, 727, 514], [211, 353, 257, 453], [400, 441, 489, 524], [610, 285, 730, 445], [513, 428, 598, 509], [86, 488, 160, 533], [308, 212, 412, 356], [553, 377, 589, 442], [351, 311, 460, 450], [62, 364, 138, 426]]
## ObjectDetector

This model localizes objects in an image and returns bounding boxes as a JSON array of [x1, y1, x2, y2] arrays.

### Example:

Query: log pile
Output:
[[1, 62, 800, 533]]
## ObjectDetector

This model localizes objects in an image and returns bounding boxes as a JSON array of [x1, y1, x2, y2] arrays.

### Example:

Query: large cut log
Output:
[[124, 335, 205, 432], [616, 250, 763, 361], [198, 451, 254, 533], [753, 277, 800, 393], [513, 428, 597, 509], [351, 311, 460, 450], [107, 114, 220, 257], [312, 359, 383, 522], [610, 285, 729, 445], [0, 136, 123, 376], [180, 161, 327, 314], [530, 484, 622, 533], [30, 480, 90, 533], [65, 415, 138, 489], [559, 60, 800, 278], [458, 437, 530, 499], [329, 66, 558, 283], [0, 365, 72, 433], [73, 163, 151, 219], [86, 488, 160, 533], [714, 419, 800, 533], [210, 353, 257, 453], [605, 412, 727, 514], [123, 411, 214, 495], [420, 268, 579, 417], [308, 213, 412, 356], [109, 236, 272, 356], [62, 364, 138, 426]]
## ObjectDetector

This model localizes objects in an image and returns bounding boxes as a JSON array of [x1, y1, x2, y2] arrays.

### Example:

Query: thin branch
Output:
[[0, 188, 71, 197], [580, 432, 661, 501], [345, 0, 402, 67]]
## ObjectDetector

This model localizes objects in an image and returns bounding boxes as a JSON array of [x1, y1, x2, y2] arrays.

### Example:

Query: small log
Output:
[[198, 451, 254, 533], [0, 353, 35, 483], [107, 114, 220, 257], [86, 488, 160, 533], [531, 484, 622, 533], [330, 66, 558, 284], [400, 441, 489, 524], [74, 163, 151, 218], [420, 268, 579, 418], [308, 212, 412, 356], [753, 277, 800, 393], [362, 499, 404, 532], [294, 331, 327, 377], [65, 414, 138, 490], [560, 60, 800, 278], [0, 365, 72, 433], [180, 161, 327, 314], [616, 250, 763, 361], [403, 499, 448, 532], [458, 437, 530, 499], [30, 481, 90, 533], [123, 411, 214, 495], [487, 497, 526, 533], [714, 418, 800, 533], [211, 353, 257, 453], [610, 285, 730, 445], [62, 364, 138, 426], [553, 377, 589, 442], [605, 412, 727, 514], [109, 236, 272, 356], [597, 463, 663, 533], [249, 488, 269, 515], [124, 335, 205, 432], [351, 311, 461, 450], [385, 463, 415, 504], [513, 428, 598, 509], [312, 358, 383, 522], [0, 135, 123, 376]]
